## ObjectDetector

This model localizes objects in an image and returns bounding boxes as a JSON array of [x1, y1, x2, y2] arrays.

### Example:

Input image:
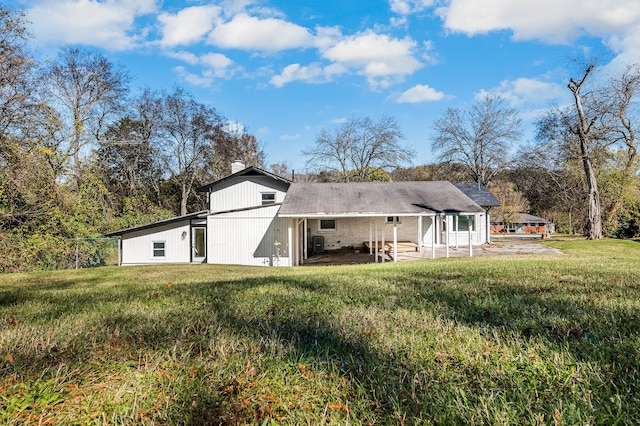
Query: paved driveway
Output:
[[396, 240, 563, 261], [305, 240, 563, 265]]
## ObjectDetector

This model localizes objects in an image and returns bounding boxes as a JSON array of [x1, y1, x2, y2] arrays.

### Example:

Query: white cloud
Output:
[[174, 66, 214, 88], [389, 0, 434, 15], [476, 78, 565, 107], [270, 63, 346, 87], [322, 31, 422, 88], [171, 51, 237, 86], [166, 51, 200, 65], [202, 53, 235, 77], [158, 5, 221, 47], [313, 26, 344, 50], [279, 134, 300, 141], [208, 13, 314, 52], [397, 84, 445, 103], [26, 0, 158, 50], [439, 0, 640, 44]]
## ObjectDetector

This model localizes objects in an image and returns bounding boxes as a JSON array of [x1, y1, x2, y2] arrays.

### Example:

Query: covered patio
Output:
[[303, 239, 563, 265], [278, 181, 489, 266]]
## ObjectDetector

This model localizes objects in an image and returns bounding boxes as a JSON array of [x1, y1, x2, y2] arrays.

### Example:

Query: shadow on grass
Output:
[[2, 263, 640, 423]]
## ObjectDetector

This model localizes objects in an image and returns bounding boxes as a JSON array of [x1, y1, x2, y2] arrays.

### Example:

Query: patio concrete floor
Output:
[[303, 239, 563, 266]]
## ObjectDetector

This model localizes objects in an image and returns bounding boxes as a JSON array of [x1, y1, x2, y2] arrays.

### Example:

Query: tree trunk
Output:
[[580, 143, 603, 239], [180, 184, 188, 217], [569, 65, 603, 239]]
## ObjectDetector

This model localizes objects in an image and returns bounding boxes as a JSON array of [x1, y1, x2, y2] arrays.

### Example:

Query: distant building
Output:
[[491, 213, 554, 234]]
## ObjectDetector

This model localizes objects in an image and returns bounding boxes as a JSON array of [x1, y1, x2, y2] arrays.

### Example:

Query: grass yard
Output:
[[1, 239, 639, 425]]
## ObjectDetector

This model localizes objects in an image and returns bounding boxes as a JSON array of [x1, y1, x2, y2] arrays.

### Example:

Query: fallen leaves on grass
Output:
[[327, 402, 351, 412]]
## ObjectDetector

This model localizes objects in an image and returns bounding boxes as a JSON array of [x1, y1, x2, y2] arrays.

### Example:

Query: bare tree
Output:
[[0, 6, 32, 140], [206, 126, 265, 180], [431, 95, 522, 187], [303, 115, 413, 182], [566, 64, 604, 239], [159, 88, 224, 216], [536, 62, 640, 239], [97, 89, 165, 203], [601, 64, 640, 223], [39, 48, 129, 184]]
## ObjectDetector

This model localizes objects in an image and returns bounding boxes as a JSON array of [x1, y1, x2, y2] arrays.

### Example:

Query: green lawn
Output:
[[1, 239, 639, 425]]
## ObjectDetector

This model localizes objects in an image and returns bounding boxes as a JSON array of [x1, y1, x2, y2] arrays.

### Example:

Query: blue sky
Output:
[[7, 0, 640, 171]]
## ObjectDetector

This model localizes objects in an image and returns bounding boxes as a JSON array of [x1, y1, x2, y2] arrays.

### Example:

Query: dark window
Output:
[[320, 219, 336, 230], [262, 193, 276, 205], [458, 216, 474, 231], [153, 241, 165, 257]]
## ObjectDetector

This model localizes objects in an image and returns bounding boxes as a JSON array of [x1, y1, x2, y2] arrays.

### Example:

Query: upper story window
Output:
[[262, 192, 276, 205], [386, 216, 401, 224]]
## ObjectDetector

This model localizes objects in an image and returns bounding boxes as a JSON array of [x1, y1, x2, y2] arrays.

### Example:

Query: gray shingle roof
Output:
[[454, 183, 501, 207], [279, 181, 484, 217]]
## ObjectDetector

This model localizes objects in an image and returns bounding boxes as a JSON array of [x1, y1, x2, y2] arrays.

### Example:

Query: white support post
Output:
[[431, 216, 436, 259], [369, 218, 373, 255], [381, 219, 385, 263], [303, 218, 308, 260], [468, 215, 473, 257], [393, 223, 398, 263], [486, 211, 491, 244], [445, 216, 450, 258], [455, 216, 459, 249], [296, 218, 305, 265], [287, 221, 293, 267], [417, 216, 423, 253], [374, 220, 378, 263]]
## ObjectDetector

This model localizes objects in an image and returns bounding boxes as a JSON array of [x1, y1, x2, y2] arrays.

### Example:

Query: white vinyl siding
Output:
[[207, 205, 290, 266], [120, 221, 192, 265], [209, 176, 288, 212]]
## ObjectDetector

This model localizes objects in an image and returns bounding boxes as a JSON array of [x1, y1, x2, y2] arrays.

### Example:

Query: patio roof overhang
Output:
[[278, 181, 484, 219], [279, 211, 483, 219]]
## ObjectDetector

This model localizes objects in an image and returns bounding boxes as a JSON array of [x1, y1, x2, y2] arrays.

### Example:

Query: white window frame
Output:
[[386, 216, 401, 224], [261, 192, 276, 205], [152, 241, 166, 258], [456, 215, 475, 232]]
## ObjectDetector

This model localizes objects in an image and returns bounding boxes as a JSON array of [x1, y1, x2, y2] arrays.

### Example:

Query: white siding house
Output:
[[198, 169, 291, 266], [114, 213, 206, 265], [106, 165, 496, 267], [106, 165, 292, 266]]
